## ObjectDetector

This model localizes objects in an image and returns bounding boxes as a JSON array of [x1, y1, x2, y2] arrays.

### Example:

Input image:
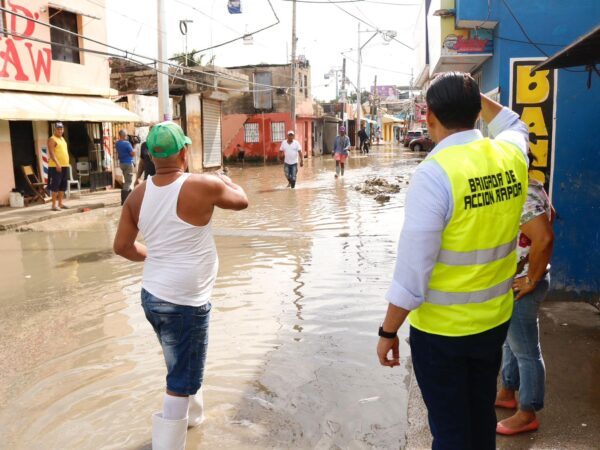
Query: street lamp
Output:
[[356, 25, 397, 142]]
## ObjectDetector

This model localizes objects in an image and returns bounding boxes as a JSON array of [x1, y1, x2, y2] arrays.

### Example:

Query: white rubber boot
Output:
[[188, 388, 206, 427], [152, 412, 188, 450]]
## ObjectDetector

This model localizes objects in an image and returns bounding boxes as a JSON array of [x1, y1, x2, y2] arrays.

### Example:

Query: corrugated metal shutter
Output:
[[202, 99, 222, 168]]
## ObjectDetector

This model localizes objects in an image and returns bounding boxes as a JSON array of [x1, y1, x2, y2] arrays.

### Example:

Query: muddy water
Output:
[[0, 147, 425, 449]]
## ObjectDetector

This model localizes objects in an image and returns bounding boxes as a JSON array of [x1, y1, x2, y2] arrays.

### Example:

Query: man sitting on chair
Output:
[[47, 122, 70, 211]]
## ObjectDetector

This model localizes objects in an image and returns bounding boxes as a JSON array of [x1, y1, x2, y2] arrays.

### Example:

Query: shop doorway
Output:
[[9, 121, 39, 195]]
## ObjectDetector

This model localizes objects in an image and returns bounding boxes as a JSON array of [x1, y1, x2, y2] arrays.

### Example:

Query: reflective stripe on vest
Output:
[[436, 237, 517, 265], [408, 138, 528, 337], [427, 276, 513, 305]]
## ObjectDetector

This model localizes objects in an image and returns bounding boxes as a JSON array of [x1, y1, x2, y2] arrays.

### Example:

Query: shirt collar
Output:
[[427, 129, 484, 158]]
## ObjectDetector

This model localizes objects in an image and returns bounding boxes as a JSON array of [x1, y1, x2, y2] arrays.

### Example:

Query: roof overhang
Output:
[[432, 53, 492, 75], [0, 92, 140, 122], [533, 24, 600, 71], [415, 64, 430, 88], [456, 19, 498, 29]]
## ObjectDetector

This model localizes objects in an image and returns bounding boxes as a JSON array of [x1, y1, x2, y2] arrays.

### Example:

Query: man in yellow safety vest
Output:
[[377, 72, 528, 450]]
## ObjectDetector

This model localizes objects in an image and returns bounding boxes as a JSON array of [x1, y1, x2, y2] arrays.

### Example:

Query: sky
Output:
[[104, 0, 422, 101]]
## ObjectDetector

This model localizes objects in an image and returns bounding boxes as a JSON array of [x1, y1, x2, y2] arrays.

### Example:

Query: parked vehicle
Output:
[[402, 130, 424, 147], [409, 135, 435, 152]]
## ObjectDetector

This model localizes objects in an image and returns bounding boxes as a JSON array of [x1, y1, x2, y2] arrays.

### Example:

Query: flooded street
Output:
[[0, 146, 425, 449]]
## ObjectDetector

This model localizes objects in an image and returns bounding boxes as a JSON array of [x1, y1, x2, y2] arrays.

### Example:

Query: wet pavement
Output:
[[407, 300, 600, 450], [0, 146, 423, 449]]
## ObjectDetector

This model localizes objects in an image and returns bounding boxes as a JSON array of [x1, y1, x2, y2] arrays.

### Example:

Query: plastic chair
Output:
[[76, 161, 90, 186], [66, 166, 81, 198]]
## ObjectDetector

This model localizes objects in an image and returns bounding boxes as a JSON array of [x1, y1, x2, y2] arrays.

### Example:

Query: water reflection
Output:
[[0, 147, 423, 449]]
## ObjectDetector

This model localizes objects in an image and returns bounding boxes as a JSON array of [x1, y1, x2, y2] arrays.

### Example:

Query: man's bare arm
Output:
[[47, 138, 61, 170], [113, 202, 147, 261], [480, 93, 504, 124], [212, 174, 249, 211]]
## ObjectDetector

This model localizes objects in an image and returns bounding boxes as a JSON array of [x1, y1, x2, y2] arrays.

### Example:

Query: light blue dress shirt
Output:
[[385, 107, 529, 311]]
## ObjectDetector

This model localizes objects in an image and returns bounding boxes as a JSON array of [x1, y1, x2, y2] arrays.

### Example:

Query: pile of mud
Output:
[[355, 176, 408, 203]]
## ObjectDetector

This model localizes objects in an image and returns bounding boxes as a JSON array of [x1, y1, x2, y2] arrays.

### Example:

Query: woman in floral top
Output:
[[495, 177, 555, 436]]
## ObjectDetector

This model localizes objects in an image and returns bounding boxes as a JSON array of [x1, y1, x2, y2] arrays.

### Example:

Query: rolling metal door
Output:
[[202, 99, 222, 168]]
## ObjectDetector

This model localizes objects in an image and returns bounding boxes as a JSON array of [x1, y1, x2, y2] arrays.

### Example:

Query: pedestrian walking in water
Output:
[[358, 123, 369, 154], [377, 72, 529, 450], [495, 171, 554, 436], [116, 129, 136, 205], [332, 126, 350, 178], [279, 130, 303, 188], [113, 122, 248, 450]]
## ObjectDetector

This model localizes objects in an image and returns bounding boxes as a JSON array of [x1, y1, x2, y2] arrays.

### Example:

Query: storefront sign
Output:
[[0, 1, 52, 83], [509, 58, 557, 194]]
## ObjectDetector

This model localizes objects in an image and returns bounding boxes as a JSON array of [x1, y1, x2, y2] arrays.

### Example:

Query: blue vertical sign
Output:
[[228, 0, 242, 14]]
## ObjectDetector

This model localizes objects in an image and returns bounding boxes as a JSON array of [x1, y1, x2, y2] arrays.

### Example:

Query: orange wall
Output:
[[222, 113, 314, 162]]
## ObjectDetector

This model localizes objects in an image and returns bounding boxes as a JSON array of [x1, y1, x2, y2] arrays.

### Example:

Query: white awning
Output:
[[432, 54, 492, 75], [382, 114, 403, 123], [0, 92, 140, 122]]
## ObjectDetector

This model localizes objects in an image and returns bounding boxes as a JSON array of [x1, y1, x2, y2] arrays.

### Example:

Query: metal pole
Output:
[[341, 57, 346, 128], [290, 0, 297, 133], [356, 22, 361, 148], [157, 0, 171, 121]]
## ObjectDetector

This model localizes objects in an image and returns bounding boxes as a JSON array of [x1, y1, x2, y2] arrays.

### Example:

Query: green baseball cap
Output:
[[185, 136, 192, 145], [147, 121, 188, 158]]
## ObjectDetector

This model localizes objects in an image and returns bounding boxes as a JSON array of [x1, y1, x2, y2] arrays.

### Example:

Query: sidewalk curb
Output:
[[0, 201, 120, 231]]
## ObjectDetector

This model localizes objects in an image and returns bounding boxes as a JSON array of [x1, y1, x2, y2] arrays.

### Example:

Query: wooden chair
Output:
[[21, 165, 50, 205]]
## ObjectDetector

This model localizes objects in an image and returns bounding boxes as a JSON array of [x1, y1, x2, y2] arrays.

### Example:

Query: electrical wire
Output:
[[325, 0, 413, 50], [0, 5, 293, 90], [0, 28, 280, 93], [181, 0, 281, 57], [500, 0, 586, 73], [341, 52, 412, 75]]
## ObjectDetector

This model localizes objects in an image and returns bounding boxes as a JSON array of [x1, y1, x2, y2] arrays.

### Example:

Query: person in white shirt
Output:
[[279, 130, 303, 188]]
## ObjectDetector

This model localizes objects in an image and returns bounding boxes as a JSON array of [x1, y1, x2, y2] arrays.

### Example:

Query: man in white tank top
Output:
[[113, 122, 248, 450]]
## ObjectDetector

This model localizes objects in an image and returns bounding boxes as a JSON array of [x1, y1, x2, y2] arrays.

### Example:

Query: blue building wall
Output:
[[457, 0, 600, 297]]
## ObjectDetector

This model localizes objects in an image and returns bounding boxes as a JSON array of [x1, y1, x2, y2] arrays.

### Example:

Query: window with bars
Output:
[[49, 8, 81, 64], [244, 123, 260, 143], [304, 75, 308, 98], [271, 122, 286, 142]]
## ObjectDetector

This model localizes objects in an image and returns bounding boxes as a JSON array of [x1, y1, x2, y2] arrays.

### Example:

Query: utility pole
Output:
[[356, 22, 361, 145], [290, 0, 297, 133], [341, 57, 346, 128], [157, 0, 171, 121]]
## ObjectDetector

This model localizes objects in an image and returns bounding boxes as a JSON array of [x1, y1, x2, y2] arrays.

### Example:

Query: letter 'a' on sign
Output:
[[521, 107, 548, 137], [516, 66, 550, 104]]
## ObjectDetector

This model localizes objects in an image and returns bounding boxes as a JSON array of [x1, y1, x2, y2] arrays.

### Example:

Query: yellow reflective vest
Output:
[[409, 138, 528, 337]]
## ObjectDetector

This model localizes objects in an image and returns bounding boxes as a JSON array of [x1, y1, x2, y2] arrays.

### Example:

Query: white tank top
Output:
[[138, 173, 218, 307]]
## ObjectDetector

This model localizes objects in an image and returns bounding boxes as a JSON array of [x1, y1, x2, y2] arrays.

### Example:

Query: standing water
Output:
[[0, 146, 425, 449]]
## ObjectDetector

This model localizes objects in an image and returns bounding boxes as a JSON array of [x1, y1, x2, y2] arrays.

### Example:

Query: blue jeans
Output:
[[501, 274, 550, 411], [284, 163, 298, 188], [410, 321, 509, 450], [141, 288, 211, 395]]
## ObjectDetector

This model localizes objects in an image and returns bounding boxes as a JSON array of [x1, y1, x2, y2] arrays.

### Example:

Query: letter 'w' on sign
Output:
[[228, 0, 242, 14]]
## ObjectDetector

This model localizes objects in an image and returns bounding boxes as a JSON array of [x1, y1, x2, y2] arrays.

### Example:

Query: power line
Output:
[[0, 5, 292, 90], [342, 52, 412, 75], [182, 0, 281, 57], [500, 0, 586, 73], [325, 0, 413, 50]]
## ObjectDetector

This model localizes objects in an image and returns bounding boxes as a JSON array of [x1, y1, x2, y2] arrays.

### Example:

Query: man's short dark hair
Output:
[[426, 72, 481, 129]]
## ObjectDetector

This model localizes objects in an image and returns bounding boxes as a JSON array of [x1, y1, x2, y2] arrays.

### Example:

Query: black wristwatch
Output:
[[378, 326, 397, 339]]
